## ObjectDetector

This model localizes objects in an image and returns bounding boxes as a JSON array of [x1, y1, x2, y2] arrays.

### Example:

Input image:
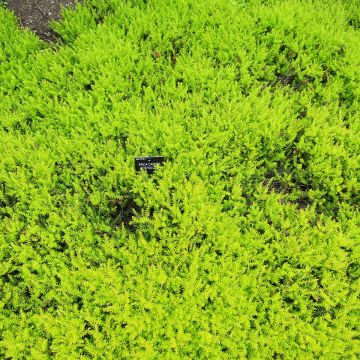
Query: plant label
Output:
[[135, 156, 165, 174]]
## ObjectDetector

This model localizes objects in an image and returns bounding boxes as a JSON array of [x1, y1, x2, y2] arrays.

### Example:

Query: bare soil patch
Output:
[[6, 0, 80, 42]]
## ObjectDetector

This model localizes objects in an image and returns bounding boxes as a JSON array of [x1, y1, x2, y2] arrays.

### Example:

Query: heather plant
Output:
[[0, 0, 359, 358]]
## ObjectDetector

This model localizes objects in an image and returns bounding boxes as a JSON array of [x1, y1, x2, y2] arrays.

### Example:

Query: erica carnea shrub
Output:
[[0, 0, 359, 358]]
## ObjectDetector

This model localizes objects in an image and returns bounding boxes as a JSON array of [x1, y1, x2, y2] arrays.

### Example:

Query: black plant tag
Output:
[[135, 156, 165, 174]]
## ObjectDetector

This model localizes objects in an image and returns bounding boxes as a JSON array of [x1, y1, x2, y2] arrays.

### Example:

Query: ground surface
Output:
[[0, 0, 359, 358], [7, 0, 78, 41]]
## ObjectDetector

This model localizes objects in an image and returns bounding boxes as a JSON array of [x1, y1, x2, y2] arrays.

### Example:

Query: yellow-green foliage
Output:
[[0, 0, 359, 358]]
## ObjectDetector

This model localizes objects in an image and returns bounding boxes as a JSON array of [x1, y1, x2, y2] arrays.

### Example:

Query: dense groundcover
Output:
[[1, 0, 359, 358]]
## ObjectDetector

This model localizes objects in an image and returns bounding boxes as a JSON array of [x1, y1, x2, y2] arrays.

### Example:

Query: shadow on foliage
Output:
[[109, 193, 141, 230]]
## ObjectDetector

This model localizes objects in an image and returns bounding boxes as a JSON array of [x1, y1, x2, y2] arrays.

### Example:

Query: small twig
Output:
[[35, 0, 48, 17]]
